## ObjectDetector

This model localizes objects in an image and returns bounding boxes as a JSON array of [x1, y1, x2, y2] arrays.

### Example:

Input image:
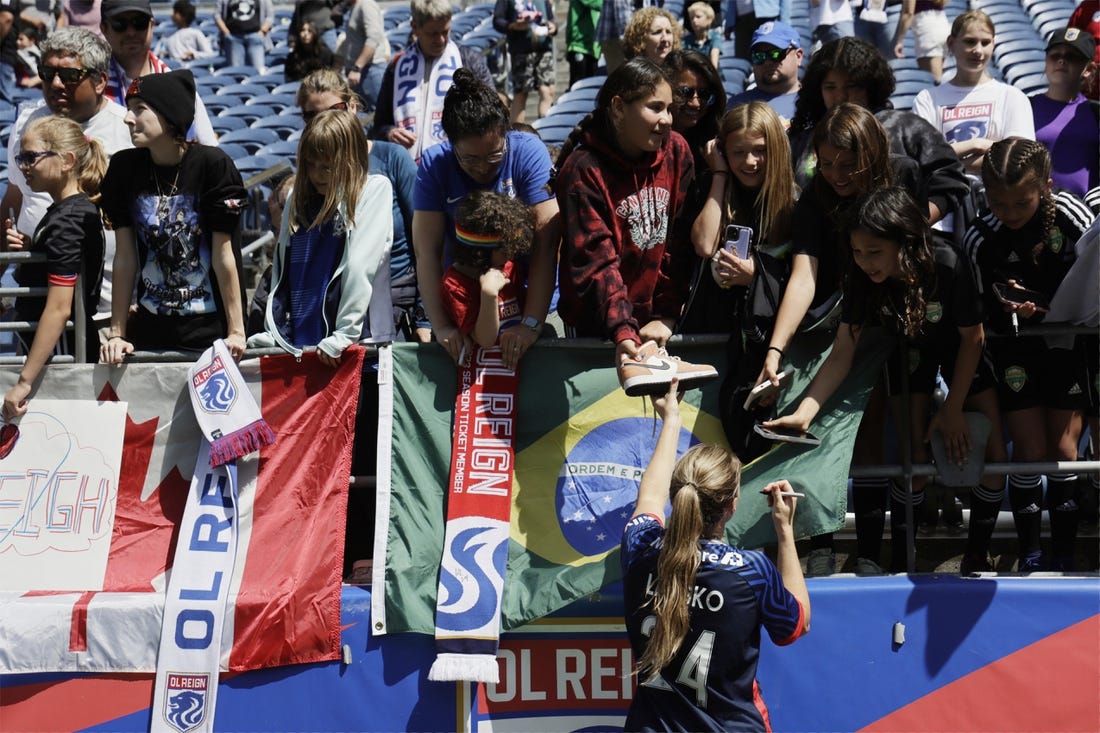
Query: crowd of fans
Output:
[[0, 0, 1098, 580]]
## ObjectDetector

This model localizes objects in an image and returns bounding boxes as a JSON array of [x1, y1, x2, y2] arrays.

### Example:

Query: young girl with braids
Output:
[[622, 378, 809, 730], [3, 116, 107, 418], [964, 137, 1095, 571], [686, 102, 797, 459], [768, 187, 1010, 574]]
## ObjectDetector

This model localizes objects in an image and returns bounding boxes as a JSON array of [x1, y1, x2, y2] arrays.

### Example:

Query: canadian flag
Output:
[[0, 350, 363, 674]]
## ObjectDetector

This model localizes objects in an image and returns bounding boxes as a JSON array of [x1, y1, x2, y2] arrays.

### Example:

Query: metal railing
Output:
[[0, 251, 87, 366]]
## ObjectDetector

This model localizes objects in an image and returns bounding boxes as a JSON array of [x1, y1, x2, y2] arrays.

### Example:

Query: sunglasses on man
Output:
[[751, 46, 794, 65], [107, 15, 153, 32], [39, 65, 95, 85]]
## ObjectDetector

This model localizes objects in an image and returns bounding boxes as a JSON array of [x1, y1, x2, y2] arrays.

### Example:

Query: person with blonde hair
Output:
[[4, 115, 108, 417], [248, 109, 394, 364], [623, 6, 682, 64], [683, 1, 721, 67], [622, 377, 809, 729], [687, 102, 796, 458]]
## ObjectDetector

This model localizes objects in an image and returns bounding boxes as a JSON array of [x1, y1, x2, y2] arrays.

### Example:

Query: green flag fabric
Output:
[[373, 333, 888, 636]]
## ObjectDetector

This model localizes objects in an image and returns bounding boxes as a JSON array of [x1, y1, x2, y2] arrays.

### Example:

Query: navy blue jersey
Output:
[[621, 514, 804, 732]]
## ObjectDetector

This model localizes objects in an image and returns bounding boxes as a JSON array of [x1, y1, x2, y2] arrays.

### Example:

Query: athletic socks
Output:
[[1008, 474, 1043, 562], [965, 483, 1004, 560], [852, 477, 889, 565], [1047, 473, 1079, 570]]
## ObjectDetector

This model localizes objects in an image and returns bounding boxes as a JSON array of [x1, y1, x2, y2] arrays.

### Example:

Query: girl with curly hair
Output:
[[442, 190, 536, 347], [623, 378, 808, 730], [771, 186, 1010, 573], [963, 137, 1095, 572], [622, 6, 682, 63]]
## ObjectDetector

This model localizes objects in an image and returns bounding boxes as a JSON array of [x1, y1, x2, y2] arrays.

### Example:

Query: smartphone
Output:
[[753, 422, 822, 447], [723, 224, 752, 260], [992, 282, 1049, 310], [743, 371, 792, 410]]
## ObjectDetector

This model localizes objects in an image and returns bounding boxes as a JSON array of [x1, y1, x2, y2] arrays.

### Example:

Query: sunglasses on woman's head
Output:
[[750, 46, 793, 64], [38, 65, 93, 85], [302, 101, 349, 123], [676, 86, 715, 106], [107, 15, 152, 32]]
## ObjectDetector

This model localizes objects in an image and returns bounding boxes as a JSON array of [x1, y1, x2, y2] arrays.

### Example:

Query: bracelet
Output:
[[767, 346, 784, 359], [107, 335, 124, 342]]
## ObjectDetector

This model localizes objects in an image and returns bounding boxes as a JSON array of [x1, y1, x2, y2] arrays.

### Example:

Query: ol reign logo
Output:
[[191, 356, 237, 413], [163, 673, 209, 732]]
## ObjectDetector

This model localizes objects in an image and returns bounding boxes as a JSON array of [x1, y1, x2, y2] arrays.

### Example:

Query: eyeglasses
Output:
[[676, 86, 716, 106], [39, 65, 94, 85], [750, 46, 793, 65], [107, 15, 153, 32], [455, 142, 508, 168], [302, 101, 349, 123], [15, 150, 58, 168]]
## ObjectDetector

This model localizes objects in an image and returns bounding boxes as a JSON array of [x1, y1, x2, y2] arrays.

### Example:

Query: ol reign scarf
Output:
[[428, 346, 518, 683], [151, 341, 275, 733], [392, 40, 462, 161]]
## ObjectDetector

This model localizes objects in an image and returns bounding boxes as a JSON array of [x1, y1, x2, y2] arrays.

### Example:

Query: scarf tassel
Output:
[[428, 653, 500, 684], [209, 420, 277, 467]]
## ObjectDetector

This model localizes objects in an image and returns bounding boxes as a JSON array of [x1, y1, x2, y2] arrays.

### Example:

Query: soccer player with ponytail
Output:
[[622, 378, 809, 730]]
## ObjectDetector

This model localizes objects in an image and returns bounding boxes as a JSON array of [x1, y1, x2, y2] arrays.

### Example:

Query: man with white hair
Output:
[[369, 0, 494, 160]]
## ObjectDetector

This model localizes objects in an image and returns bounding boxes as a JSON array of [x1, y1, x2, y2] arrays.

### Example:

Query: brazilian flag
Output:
[[373, 335, 886, 635]]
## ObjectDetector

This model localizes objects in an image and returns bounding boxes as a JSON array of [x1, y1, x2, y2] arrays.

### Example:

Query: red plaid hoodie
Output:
[[555, 128, 695, 345]]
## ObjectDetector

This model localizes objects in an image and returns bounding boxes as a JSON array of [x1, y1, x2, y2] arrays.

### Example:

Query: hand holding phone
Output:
[[743, 370, 792, 410], [724, 224, 752, 260], [753, 422, 822, 447], [992, 282, 1049, 311]]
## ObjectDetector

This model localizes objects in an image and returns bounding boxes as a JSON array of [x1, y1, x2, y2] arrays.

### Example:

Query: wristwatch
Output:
[[349, 65, 362, 73], [521, 315, 540, 333]]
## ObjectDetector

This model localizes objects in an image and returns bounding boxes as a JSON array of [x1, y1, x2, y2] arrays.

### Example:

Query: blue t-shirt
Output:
[[368, 139, 416, 285], [414, 130, 554, 262], [727, 87, 798, 124], [621, 513, 803, 732]]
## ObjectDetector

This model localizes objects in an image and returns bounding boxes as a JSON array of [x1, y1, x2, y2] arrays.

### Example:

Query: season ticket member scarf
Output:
[[392, 39, 463, 161], [150, 340, 275, 733], [428, 346, 519, 683]]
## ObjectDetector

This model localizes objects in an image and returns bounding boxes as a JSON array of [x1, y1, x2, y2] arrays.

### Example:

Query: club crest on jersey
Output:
[[1048, 227, 1064, 253], [925, 302, 943, 323], [1004, 366, 1027, 392], [191, 354, 237, 414], [163, 673, 209, 733]]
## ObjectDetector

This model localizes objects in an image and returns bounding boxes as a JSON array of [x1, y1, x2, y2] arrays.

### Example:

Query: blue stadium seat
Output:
[[387, 27, 412, 52], [220, 104, 277, 123], [271, 81, 301, 95], [1004, 60, 1048, 85], [218, 83, 270, 97], [212, 65, 259, 82], [217, 143, 250, 159], [569, 74, 606, 92], [211, 116, 249, 133], [246, 73, 284, 88], [249, 93, 298, 109], [555, 87, 599, 105], [545, 98, 598, 116], [1010, 72, 1048, 94], [251, 115, 301, 136], [267, 46, 291, 62], [530, 124, 574, 147], [233, 154, 283, 175], [257, 140, 300, 163], [533, 111, 585, 130], [203, 95, 245, 114], [892, 68, 936, 84], [890, 93, 918, 112], [218, 127, 281, 153]]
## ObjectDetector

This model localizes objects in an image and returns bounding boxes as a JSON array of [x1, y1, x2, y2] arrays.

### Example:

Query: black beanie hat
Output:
[[127, 69, 196, 137]]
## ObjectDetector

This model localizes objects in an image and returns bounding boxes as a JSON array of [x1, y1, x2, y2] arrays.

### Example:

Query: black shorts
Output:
[[1079, 334, 1099, 417], [885, 341, 996, 397], [989, 337, 1091, 412]]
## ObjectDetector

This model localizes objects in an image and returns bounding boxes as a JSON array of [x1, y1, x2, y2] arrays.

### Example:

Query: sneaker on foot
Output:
[[959, 554, 993, 575], [1017, 552, 1043, 573], [855, 557, 886, 576], [917, 499, 939, 535], [806, 547, 836, 577]]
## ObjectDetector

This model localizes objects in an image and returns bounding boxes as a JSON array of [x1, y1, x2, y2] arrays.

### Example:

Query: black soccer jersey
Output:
[[621, 514, 805, 732]]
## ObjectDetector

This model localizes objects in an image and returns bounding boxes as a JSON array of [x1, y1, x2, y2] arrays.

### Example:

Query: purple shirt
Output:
[[1031, 93, 1100, 197]]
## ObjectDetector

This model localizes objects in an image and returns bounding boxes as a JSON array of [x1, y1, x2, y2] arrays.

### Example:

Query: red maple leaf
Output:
[[98, 383, 188, 592]]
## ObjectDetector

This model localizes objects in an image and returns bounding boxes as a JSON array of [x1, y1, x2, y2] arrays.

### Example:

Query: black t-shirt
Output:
[[100, 144, 247, 351], [842, 240, 982, 357], [223, 0, 263, 34], [14, 193, 104, 361], [963, 189, 1093, 336]]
